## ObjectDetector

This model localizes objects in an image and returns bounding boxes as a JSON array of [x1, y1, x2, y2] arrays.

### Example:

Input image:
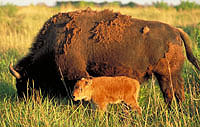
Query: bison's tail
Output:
[[177, 28, 200, 71]]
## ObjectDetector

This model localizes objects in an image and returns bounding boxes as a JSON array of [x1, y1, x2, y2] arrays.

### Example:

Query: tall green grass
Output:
[[0, 70, 199, 126], [0, 5, 200, 127]]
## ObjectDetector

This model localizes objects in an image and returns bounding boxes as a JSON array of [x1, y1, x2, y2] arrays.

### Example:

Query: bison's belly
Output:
[[87, 62, 149, 82]]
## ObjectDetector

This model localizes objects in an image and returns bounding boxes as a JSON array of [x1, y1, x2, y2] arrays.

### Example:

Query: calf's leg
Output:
[[125, 97, 142, 115]]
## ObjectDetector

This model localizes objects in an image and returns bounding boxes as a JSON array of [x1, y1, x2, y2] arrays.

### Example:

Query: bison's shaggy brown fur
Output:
[[73, 76, 141, 114], [10, 9, 200, 107]]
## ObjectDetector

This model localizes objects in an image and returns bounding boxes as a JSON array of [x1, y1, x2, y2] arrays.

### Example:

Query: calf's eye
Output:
[[85, 81, 89, 85]]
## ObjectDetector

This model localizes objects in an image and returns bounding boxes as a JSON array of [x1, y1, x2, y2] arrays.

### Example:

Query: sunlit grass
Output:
[[0, 72, 199, 126]]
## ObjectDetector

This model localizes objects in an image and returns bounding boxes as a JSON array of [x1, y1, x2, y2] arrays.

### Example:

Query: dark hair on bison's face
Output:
[[9, 54, 45, 98], [9, 53, 74, 99], [9, 63, 30, 98]]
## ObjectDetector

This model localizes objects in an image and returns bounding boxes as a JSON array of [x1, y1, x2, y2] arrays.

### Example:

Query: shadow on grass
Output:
[[0, 81, 17, 101]]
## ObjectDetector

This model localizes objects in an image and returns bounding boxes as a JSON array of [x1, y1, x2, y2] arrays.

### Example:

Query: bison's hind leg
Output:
[[155, 73, 185, 107], [153, 43, 185, 107]]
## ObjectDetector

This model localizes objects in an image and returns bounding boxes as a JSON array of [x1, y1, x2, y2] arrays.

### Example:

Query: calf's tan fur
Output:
[[73, 76, 141, 114]]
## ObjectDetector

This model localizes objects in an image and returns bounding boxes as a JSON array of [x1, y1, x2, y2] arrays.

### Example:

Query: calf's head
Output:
[[73, 77, 93, 101]]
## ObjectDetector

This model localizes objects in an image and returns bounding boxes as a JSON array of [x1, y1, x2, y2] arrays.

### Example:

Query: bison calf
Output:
[[73, 76, 141, 114]]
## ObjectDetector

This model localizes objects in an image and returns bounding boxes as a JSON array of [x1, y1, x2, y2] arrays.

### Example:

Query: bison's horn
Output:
[[9, 63, 21, 79]]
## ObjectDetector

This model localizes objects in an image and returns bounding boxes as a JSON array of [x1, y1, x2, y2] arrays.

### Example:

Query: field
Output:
[[0, 3, 200, 127]]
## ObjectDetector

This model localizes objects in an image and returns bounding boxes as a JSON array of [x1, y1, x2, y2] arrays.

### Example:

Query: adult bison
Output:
[[9, 9, 200, 106]]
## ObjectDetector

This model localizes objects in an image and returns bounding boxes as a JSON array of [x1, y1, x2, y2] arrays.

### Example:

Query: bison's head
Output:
[[9, 63, 30, 98], [72, 77, 93, 101]]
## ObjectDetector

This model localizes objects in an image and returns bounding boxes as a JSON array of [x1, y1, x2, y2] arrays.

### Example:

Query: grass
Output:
[[0, 4, 200, 127]]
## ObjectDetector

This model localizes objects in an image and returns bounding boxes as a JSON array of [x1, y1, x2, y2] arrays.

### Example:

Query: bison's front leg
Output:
[[57, 53, 90, 99], [58, 53, 90, 80], [65, 60, 90, 80]]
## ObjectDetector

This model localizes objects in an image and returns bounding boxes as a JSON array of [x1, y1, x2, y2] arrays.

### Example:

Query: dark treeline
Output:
[[56, 1, 200, 10], [56, 1, 139, 8]]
